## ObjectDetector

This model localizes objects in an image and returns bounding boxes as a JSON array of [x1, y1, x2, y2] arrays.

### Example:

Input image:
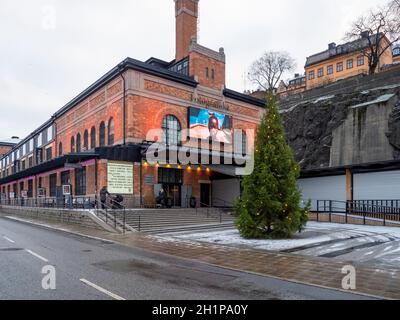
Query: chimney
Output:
[[360, 31, 370, 39], [175, 0, 199, 62], [328, 42, 336, 50]]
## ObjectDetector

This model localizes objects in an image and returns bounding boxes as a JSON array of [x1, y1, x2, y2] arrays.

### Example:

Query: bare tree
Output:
[[346, 2, 400, 74], [248, 51, 296, 93]]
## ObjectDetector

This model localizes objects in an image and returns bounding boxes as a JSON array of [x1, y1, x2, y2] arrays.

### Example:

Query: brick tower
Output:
[[175, 0, 199, 62]]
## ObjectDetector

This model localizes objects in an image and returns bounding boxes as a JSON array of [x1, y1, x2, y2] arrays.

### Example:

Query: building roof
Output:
[[305, 34, 384, 68], [0, 140, 19, 147]]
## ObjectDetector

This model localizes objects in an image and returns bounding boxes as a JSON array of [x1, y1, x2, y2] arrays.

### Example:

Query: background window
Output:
[[83, 130, 89, 151], [357, 56, 365, 66], [346, 59, 353, 69], [337, 62, 343, 72], [59, 142, 63, 156], [75, 167, 86, 196], [49, 174, 57, 197], [317, 68, 324, 77], [70, 137, 75, 153], [108, 118, 114, 146], [99, 122, 106, 147], [309, 70, 315, 80], [46, 147, 52, 161], [327, 65, 334, 75], [76, 133, 81, 153], [90, 127, 96, 149], [162, 115, 181, 146]]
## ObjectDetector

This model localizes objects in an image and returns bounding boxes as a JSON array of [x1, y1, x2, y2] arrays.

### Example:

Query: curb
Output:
[[3, 216, 115, 244]]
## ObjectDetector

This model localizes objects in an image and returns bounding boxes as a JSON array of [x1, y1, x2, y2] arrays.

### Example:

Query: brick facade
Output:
[[0, 0, 264, 208]]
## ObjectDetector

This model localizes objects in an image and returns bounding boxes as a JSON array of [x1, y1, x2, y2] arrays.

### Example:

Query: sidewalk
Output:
[[4, 215, 400, 300]]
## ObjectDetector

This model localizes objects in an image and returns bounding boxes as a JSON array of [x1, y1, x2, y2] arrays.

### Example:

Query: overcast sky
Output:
[[0, 0, 389, 140]]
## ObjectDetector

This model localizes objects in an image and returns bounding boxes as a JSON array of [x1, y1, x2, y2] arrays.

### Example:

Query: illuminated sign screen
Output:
[[189, 107, 232, 143]]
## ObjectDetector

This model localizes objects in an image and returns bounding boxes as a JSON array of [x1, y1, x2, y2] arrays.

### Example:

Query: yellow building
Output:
[[276, 74, 306, 98], [305, 33, 393, 90]]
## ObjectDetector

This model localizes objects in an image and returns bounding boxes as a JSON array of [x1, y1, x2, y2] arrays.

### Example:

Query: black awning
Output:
[[0, 145, 143, 185], [0, 153, 98, 185], [95, 144, 143, 162], [300, 159, 400, 179]]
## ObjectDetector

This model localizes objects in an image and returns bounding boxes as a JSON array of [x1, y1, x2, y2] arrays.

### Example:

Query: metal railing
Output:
[[312, 200, 400, 226], [0, 195, 128, 234], [93, 198, 127, 234], [0, 195, 96, 210]]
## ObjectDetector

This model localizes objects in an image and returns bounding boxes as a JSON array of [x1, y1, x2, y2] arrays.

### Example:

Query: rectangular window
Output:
[[21, 160, 26, 171], [357, 56, 365, 66], [49, 174, 57, 197], [346, 59, 353, 69], [46, 147, 52, 161], [61, 171, 70, 185], [309, 70, 315, 80], [28, 156, 33, 168], [158, 168, 183, 184], [75, 167, 86, 196], [317, 67, 324, 78], [27, 180, 33, 198], [337, 62, 343, 72], [327, 65, 334, 75]]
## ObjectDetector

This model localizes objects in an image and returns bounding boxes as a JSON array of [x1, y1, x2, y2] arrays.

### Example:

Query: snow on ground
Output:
[[160, 222, 400, 252]]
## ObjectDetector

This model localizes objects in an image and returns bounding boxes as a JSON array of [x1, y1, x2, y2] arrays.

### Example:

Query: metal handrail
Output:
[[311, 199, 400, 226], [93, 198, 127, 234]]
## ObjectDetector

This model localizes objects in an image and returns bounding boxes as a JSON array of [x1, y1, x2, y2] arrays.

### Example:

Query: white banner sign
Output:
[[107, 162, 134, 194]]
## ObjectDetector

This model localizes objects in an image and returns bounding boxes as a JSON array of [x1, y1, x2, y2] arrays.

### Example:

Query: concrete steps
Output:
[[116, 208, 235, 233]]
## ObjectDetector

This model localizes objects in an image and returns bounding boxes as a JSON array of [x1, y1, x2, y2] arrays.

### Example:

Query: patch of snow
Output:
[[312, 95, 335, 104], [159, 221, 400, 253], [351, 94, 396, 109]]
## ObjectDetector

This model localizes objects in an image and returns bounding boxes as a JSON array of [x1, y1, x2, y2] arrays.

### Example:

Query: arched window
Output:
[[70, 137, 75, 153], [59, 142, 63, 157], [108, 118, 115, 146], [99, 122, 106, 147], [83, 130, 89, 151], [76, 133, 81, 153], [242, 132, 248, 156], [90, 127, 96, 150], [162, 115, 181, 146]]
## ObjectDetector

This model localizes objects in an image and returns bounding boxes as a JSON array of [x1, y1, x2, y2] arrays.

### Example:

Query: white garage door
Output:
[[354, 171, 400, 200], [298, 175, 346, 210], [212, 179, 241, 207]]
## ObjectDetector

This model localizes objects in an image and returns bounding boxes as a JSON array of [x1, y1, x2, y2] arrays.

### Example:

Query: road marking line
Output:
[[25, 249, 49, 263], [3, 236, 15, 244], [80, 279, 126, 300]]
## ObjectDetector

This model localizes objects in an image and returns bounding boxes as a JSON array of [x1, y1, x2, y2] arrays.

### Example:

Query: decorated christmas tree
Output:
[[235, 94, 309, 239]]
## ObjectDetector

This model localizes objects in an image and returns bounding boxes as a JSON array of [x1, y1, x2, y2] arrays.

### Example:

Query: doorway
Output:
[[163, 184, 182, 207], [200, 183, 211, 207]]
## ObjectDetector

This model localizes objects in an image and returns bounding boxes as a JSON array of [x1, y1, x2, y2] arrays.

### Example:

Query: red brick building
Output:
[[0, 0, 264, 208]]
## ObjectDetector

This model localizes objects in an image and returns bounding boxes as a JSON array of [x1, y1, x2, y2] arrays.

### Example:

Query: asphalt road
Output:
[[0, 217, 373, 300]]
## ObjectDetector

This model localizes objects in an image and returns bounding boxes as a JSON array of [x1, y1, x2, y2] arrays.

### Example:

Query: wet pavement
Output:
[[3, 215, 400, 299]]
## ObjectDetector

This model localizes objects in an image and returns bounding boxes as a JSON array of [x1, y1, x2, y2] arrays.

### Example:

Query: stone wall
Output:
[[0, 206, 107, 231], [281, 78, 400, 170]]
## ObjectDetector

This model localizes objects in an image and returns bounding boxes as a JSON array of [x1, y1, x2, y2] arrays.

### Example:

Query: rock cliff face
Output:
[[280, 85, 400, 170]]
